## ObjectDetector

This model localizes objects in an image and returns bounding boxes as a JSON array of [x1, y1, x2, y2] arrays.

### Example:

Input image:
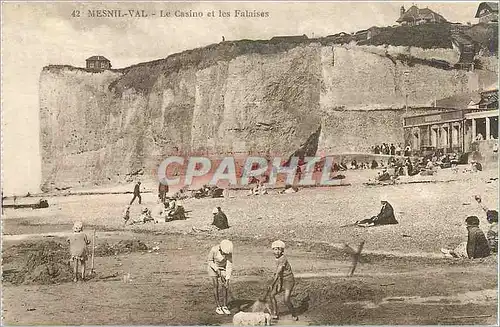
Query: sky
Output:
[[1, 1, 482, 196]]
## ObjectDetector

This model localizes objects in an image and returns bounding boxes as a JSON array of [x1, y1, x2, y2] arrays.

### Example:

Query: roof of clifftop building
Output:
[[397, 5, 447, 24], [475, 2, 498, 18], [86, 55, 110, 61]]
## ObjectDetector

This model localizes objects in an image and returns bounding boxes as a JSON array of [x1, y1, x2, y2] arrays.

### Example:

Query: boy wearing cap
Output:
[[207, 239, 233, 315], [268, 240, 298, 321], [441, 216, 490, 259], [67, 221, 91, 282]]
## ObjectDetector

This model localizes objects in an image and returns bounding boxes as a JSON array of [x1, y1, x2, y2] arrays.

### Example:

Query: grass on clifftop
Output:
[[464, 22, 499, 55], [43, 23, 497, 97], [360, 23, 453, 49], [109, 40, 317, 96], [111, 23, 498, 96]]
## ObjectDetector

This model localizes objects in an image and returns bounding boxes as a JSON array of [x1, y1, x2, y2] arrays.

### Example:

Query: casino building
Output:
[[403, 88, 498, 154]]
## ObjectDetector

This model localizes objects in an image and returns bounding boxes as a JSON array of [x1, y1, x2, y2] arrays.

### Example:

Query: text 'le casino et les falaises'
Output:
[[81, 9, 270, 18]]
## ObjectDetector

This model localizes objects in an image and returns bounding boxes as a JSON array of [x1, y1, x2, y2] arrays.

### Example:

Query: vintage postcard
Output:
[[1, 1, 498, 325]]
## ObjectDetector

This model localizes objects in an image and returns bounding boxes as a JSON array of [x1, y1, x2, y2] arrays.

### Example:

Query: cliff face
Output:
[[39, 42, 495, 190]]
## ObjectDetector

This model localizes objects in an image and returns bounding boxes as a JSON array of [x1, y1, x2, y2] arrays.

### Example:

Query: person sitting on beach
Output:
[[166, 200, 186, 221], [280, 184, 298, 194], [404, 159, 413, 176], [192, 207, 230, 233], [474, 196, 498, 253], [356, 196, 398, 227], [486, 211, 498, 253], [249, 183, 263, 196], [258, 182, 268, 195], [129, 207, 155, 225], [212, 207, 229, 230], [420, 159, 436, 176], [396, 144, 402, 156], [441, 216, 490, 259], [471, 160, 483, 172], [377, 168, 391, 182]]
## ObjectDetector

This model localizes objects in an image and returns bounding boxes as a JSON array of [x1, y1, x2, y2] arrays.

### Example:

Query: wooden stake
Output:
[[91, 229, 96, 275], [347, 241, 365, 277]]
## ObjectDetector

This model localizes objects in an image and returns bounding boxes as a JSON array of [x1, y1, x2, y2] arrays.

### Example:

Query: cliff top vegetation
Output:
[[42, 22, 497, 96]]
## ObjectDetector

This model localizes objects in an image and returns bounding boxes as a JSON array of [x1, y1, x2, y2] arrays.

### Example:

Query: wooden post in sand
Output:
[[91, 229, 96, 275], [346, 241, 365, 277]]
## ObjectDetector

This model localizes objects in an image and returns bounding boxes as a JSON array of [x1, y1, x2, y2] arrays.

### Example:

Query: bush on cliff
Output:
[[360, 23, 453, 49]]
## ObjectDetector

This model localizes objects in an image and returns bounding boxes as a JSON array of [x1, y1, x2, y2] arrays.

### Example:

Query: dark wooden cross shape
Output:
[[344, 241, 365, 277]]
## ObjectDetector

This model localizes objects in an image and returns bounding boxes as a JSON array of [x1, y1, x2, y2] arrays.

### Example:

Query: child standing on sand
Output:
[[68, 221, 91, 282], [268, 240, 298, 321], [122, 205, 131, 226], [207, 239, 233, 315]]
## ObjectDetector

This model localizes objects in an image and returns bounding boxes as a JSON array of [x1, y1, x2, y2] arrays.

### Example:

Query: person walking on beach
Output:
[[130, 181, 142, 205]]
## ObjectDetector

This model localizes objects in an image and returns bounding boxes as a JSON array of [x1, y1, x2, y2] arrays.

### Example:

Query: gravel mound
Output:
[[3, 241, 73, 285], [94, 239, 149, 256], [4, 239, 150, 285], [298, 279, 382, 306]]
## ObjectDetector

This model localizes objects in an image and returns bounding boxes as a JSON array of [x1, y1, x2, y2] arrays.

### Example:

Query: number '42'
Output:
[[71, 10, 80, 17]]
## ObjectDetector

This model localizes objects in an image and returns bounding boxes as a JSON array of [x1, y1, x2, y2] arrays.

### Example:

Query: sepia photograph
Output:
[[1, 1, 498, 325]]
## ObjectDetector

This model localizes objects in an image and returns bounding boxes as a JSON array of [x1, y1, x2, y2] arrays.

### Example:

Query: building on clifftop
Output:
[[475, 2, 498, 23], [397, 5, 447, 26], [85, 56, 111, 71]]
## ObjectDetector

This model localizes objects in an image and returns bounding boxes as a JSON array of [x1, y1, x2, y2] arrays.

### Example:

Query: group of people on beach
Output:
[[373, 143, 411, 156], [125, 176, 497, 259], [122, 181, 188, 225], [64, 171, 497, 322]]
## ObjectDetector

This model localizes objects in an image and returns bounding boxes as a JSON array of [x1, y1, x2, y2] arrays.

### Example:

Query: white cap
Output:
[[220, 240, 233, 254], [379, 194, 388, 202], [212, 207, 218, 214], [271, 240, 285, 249], [73, 221, 83, 232]]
